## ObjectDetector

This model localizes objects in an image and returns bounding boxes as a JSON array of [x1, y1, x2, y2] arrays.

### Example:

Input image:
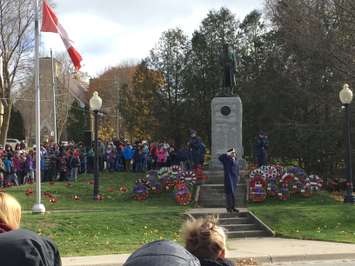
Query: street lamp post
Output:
[[89, 91, 102, 200], [339, 83, 355, 203]]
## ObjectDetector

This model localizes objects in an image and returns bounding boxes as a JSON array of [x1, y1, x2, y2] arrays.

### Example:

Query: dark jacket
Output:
[[0, 229, 61, 266], [219, 154, 239, 194]]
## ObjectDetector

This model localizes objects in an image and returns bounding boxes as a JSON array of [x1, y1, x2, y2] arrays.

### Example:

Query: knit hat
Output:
[[123, 240, 201, 266], [227, 148, 235, 153]]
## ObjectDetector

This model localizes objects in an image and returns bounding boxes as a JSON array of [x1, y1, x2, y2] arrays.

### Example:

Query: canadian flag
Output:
[[41, 0, 82, 70]]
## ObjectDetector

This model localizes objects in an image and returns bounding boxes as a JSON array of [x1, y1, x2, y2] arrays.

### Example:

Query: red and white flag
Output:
[[41, 0, 82, 70]]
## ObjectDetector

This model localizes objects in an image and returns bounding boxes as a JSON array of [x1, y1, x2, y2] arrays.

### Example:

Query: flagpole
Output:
[[32, 0, 45, 214], [50, 49, 58, 144]]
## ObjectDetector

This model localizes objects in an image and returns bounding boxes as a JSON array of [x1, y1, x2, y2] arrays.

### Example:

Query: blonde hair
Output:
[[182, 216, 227, 260], [0, 192, 21, 229]]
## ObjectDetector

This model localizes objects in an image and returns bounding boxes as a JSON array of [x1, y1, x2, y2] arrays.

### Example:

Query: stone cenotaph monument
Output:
[[210, 97, 243, 168], [209, 45, 243, 169]]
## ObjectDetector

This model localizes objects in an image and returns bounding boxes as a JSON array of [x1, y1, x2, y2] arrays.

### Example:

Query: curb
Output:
[[62, 252, 355, 266], [232, 253, 355, 264], [248, 210, 275, 236]]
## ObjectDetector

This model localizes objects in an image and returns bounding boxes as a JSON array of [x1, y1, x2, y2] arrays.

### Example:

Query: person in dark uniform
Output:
[[188, 130, 206, 169], [219, 148, 239, 213], [255, 130, 269, 167]]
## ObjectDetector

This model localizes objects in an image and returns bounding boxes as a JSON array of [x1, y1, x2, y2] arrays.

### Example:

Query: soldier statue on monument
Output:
[[222, 44, 237, 96]]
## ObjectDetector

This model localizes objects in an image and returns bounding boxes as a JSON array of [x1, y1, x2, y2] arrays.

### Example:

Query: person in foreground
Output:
[[0, 192, 61, 266], [123, 239, 201, 266], [219, 148, 240, 213], [183, 217, 235, 266]]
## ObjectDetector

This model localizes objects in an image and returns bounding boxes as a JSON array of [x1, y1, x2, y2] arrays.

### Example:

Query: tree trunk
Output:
[[0, 102, 13, 146]]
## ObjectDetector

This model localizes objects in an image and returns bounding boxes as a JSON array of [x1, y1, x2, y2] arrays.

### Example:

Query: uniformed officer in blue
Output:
[[219, 148, 239, 213]]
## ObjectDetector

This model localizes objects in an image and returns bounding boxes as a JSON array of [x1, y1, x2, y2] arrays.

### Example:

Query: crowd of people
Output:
[[0, 131, 206, 188]]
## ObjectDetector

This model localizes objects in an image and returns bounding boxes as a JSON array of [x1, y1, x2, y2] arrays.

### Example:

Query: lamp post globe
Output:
[[340, 83, 355, 203], [90, 91, 102, 111], [339, 83, 353, 105], [90, 91, 102, 200]]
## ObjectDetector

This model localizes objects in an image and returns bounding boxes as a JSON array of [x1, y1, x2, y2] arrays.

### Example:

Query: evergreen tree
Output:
[[7, 108, 25, 140], [67, 100, 87, 142], [149, 28, 190, 146]]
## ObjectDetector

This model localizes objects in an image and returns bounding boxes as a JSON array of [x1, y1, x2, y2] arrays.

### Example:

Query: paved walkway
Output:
[[62, 237, 355, 266]]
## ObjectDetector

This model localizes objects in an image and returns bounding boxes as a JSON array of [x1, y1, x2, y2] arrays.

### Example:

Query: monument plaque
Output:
[[210, 97, 243, 169]]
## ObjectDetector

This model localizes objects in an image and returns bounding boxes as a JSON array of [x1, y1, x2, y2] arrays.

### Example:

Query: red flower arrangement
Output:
[[249, 175, 267, 203], [278, 182, 290, 200], [95, 194, 104, 200], [175, 180, 186, 190], [4, 181, 13, 187], [49, 197, 58, 204], [193, 166, 208, 182], [301, 179, 312, 198], [133, 191, 149, 201], [43, 191, 53, 198], [162, 179, 175, 191], [25, 188, 33, 196], [175, 192, 192, 206], [182, 171, 197, 184], [119, 185, 128, 193], [73, 195, 80, 200], [174, 181, 192, 206], [248, 164, 324, 203]]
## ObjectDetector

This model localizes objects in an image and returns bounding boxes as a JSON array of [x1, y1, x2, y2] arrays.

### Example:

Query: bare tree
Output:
[[0, 0, 34, 145]]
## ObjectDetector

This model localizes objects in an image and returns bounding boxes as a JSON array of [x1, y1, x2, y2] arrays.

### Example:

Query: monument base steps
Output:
[[197, 169, 248, 208], [188, 211, 273, 239]]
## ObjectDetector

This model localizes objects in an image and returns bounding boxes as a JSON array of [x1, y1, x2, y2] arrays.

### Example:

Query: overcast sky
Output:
[[41, 0, 264, 77]]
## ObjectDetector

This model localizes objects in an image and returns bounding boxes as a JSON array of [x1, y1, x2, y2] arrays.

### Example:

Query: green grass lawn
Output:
[[249, 192, 355, 243], [5, 172, 355, 256], [2, 172, 189, 256]]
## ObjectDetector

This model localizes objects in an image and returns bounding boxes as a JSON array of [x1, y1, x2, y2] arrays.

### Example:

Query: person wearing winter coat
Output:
[[69, 152, 81, 182], [219, 148, 240, 213], [123, 144, 134, 171], [0, 192, 61, 266], [24, 151, 34, 184], [157, 146, 168, 168], [188, 131, 206, 168], [57, 151, 68, 181], [4, 155, 18, 186], [149, 143, 158, 169]]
